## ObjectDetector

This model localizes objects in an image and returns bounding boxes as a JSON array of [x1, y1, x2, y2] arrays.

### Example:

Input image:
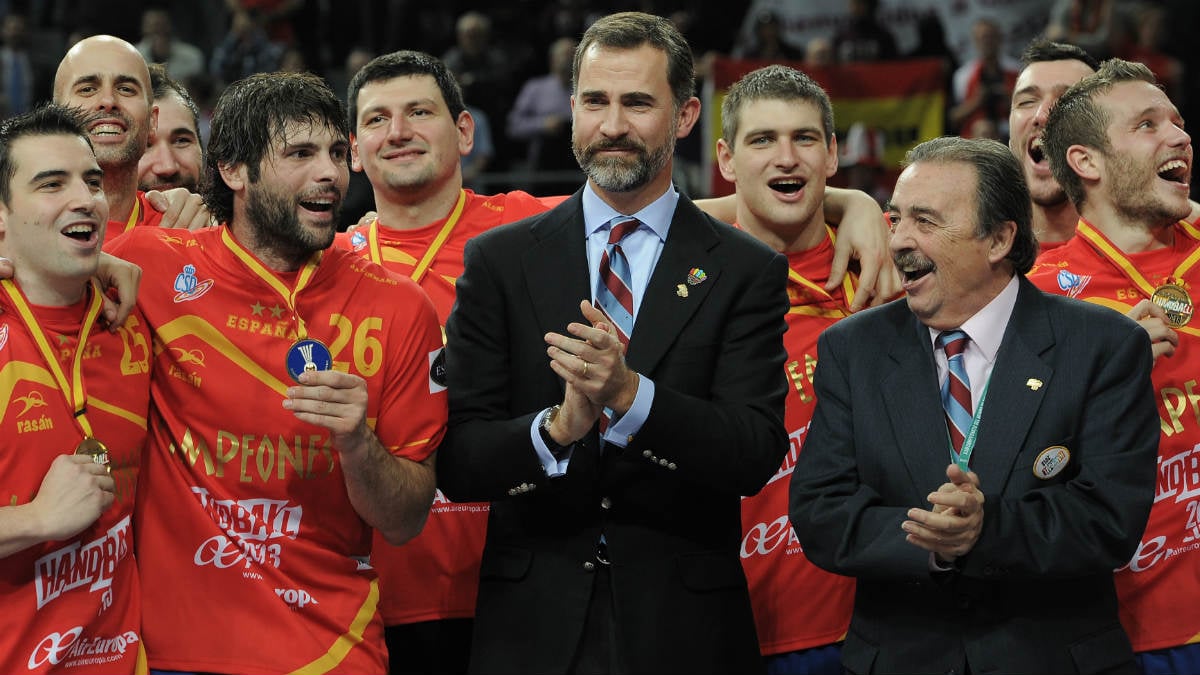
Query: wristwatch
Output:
[[539, 405, 571, 458]]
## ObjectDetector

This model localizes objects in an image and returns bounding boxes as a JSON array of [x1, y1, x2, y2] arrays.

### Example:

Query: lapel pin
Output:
[[1026, 378, 1043, 391], [676, 284, 689, 298], [687, 267, 707, 286]]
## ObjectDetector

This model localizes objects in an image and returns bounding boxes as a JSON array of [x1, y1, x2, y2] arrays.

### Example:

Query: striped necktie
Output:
[[938, 330, 972, 453], [595, 217, 640, 347]]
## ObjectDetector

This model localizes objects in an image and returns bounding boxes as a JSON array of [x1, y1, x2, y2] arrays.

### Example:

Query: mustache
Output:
[[584, 138, 645, 154], [892, 250, 933, 269]]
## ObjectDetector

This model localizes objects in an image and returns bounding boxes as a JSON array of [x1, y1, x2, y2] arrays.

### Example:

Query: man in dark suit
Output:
[[439, 11, 789, 675], [789, 135, 1158, 675]]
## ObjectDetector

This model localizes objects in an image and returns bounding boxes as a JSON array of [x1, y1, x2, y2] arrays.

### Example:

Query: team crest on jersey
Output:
[[350, 230, 367, 251], [1056, 269, 1091, 299], [173, 263, 214, 303]]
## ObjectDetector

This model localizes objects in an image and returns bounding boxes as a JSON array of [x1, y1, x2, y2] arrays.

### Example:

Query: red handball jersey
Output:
[[1028, 219, 1200, 652], [333, 189, 561, 626], [0, 282, 151, 674], [737, 229, 855, 655], [102, 192, 164, 248], [108, 226, 447, 674]]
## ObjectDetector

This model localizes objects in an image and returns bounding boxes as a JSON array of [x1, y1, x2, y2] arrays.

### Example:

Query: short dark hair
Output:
[[147, 62, 202, 149], [721, 64, 835, 147], [202, 72, 348, 224], [346, 50, 466, 131], [1020, 38, 1100, 71], [1042, 59, 1159, 210], [0, 104, 92, 205], [573, 11, 695, 110], [904, 136, 1037, 274]]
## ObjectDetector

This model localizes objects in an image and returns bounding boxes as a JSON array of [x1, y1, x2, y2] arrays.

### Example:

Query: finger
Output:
[[579, 299, 610, 327], [545, 332, 588, 358], [871, 266, 902, 307], [144, 189, 169, 214], [945, 463, 980, 488], [825, 239, 851, 293]]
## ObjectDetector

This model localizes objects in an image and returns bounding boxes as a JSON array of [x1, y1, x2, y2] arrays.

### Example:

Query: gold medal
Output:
[[1152, 283, 1194, 328], [74, 437, 109, 465]]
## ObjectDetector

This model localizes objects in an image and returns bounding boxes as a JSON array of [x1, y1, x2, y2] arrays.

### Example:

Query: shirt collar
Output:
[[927, 274, 1019, 363], [582, 181, 678, 243]]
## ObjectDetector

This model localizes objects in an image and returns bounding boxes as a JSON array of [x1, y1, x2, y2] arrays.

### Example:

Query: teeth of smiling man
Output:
[[91, 124, 123, 135], [63, 223, 94, 235]]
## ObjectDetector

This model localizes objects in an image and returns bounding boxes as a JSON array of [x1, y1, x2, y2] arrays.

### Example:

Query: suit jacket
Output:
[[789, 276, 1158, 675], [440, 190, 790, 674]]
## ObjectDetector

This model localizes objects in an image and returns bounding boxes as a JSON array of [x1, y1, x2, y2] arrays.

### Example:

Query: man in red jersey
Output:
[[54, 35, 208, 244], [107, 71, 446, 675], [339, 48, 897, 675], [137, 63, 202, 194], [715, 64, 858, 675], [0, 104, 151, 674], [1030, 58, 1197, 675]]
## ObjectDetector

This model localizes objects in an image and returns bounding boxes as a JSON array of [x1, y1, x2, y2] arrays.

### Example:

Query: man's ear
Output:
[[218, 162, 247, 192], [1065, 144, 1100, 182], [988, 219, 1017, 264]]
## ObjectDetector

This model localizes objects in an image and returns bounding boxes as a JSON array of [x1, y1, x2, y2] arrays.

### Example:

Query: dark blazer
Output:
[[789, 276, 1158, 675], [440, 190, 790, 675]]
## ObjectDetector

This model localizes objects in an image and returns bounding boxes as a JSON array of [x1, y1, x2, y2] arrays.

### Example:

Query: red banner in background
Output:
[[702, 57, 947, 198]]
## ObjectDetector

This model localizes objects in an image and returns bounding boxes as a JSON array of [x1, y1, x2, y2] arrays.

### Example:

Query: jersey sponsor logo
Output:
[[741, 514, 800, 558], [1155, 444, 1200, 506], [428, 347, 446, 393], [1055, 269, 1091, 299], [276, 587, 319, 609], [172, 264, 214, 303], [16, 414, 54, 434], [171, 347, 206, 366], [13, 390, 48, 417], [191, 488, 302, 571], [34, 516, 132, 610], [764, 425, 808, 488], [27, 626, 139, 670]]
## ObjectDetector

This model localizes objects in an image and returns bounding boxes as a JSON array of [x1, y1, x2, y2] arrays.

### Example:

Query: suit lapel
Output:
[[626, 199, 720, 375], [524, 196, 592, 355], [968, 279, 1054, 491], [882, 314, 953, 499]]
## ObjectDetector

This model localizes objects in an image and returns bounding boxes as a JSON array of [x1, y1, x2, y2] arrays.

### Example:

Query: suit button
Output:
[[667, 462, 677, 470], [600, 497, 612, 510], [658, 458, 669, 466], [583, 561, 596, 572], [507, 488, 517, 496], [642, 449, 653, 458]]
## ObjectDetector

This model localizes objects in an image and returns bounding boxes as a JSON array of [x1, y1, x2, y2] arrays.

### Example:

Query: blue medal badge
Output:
[[286, 338, 333, 382]]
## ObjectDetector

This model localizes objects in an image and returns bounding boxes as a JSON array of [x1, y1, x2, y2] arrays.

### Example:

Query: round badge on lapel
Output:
[[1033, 445, 1070, 479]]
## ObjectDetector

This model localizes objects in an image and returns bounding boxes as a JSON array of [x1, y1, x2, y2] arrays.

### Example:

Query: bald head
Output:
[[54, 35, 156, 172]]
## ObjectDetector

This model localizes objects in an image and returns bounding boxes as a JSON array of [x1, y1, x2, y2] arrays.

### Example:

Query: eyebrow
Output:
[[28, 167, 103, 183]]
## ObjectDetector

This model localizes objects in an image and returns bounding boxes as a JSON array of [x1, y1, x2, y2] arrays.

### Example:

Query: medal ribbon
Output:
[[787, 225, 857, 314], [0, 279, 104, 437], [368, 189, 467, 284], [221, 227, 321, 339], [951, 380, 990, 471], [1075, 218, 1200, 299]]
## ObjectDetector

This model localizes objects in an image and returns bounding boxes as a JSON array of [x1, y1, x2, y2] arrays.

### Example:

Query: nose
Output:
[[1033, 98, 1054, 127], [67, 177, 102, 213], [140, 139, 178, 177], [774, 139, 801, 168], [598, 104, 630, 138], [887, 215, 913, 254], [1169, 121, 1191, 150], [386, 115, 412, 143], [314, 148, 347, 185]]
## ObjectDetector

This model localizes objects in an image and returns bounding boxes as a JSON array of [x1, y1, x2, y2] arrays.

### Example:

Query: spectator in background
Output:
[[279, 45, 308, 72], [833, 0, 898, 62], [137, 7, 205, 83], [949, 18, 1020, 141], [210, 8, 284, 88], [1113, 4, 1182, 103], [224, 0, 303, 47], [507, 36, 578, 196], [0, 12, 37, 117], [804, 37, 835, 69], [1045, 0, 1115, 60], [442, 11, 518, 170], [732, 9, 803, 62]]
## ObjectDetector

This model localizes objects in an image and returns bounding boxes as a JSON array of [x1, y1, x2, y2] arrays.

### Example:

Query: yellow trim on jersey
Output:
[[1075, 219, 1200, 299], [156, 315, 292, 395], [88, 396, 148, 429], [369, 189, 467, 286], [221, 227, 322, 339], [287, 578, 380, 675], [788, 305, 854, 320]]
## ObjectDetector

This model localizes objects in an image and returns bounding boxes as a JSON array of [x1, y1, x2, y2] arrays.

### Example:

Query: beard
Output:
[[573, 129, 675, 193], [87, 111, 147, 169], [245, 181, 340, 264], [1107, 151, 1192, 226]]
